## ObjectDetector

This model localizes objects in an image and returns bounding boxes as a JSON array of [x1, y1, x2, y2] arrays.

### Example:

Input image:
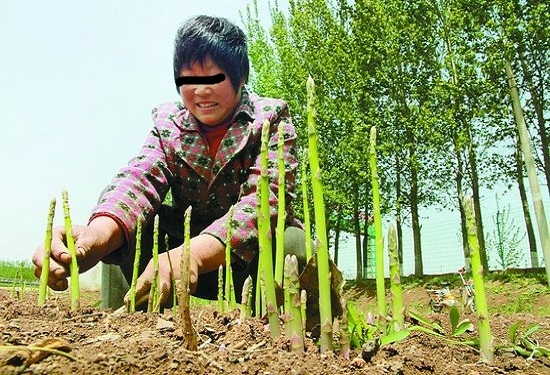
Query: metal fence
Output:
[[333, 198, 547, 280]]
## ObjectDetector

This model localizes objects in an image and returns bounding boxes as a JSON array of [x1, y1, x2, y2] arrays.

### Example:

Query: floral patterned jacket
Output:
[[90, 89, 300, 267]]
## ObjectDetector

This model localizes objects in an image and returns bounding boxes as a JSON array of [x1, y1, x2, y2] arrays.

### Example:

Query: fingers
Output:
[[123, 257, 176, 309], [49, 224, 92, 265], [123, 276, 171, 309], [49, 276, 69, 291], [32, 232, 70, 291], [157, 278, 172, 307], [32, 257, 69, 291], [129, 275, 152, 307], [73, 227, 98, 260], [32, 225, 70, 268], [163, 246, 198, 294], [32, 259, 69, 291], [48, 226, 73, 264], [53, 224, 101, 274], [73, 222, 117, 273], [72, 243, 97, 274], [32, 224, 96, 291], [75, 244, 89, 259]]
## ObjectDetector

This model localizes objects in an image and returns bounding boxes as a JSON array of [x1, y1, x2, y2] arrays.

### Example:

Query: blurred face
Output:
[[178, 57, 244, 126]]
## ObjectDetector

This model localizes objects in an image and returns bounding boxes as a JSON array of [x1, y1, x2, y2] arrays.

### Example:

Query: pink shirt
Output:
[[90, 89, 300, 266]]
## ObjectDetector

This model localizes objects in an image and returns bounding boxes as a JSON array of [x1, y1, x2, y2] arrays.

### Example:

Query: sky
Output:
[[0, 0, 275, 263]]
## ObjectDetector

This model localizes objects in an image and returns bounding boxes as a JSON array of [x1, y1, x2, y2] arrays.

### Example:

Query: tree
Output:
[[244, 0, 549, 279], [486, 196, 526, 269]]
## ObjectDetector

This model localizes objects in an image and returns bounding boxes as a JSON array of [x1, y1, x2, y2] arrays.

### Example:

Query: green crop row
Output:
[[0, 260, 35, 282]]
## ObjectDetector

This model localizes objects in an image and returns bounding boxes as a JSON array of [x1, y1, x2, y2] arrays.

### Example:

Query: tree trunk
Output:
[[518, 51, 550, 196], [506, 60, 550, 286], [362, 199, 368, 278], [409, 145, 423, 277], [511, 0, 550, 197], [353, 185, 362, 281], [453, 135, 471, 271], [515, 135, 539, 267], [334, 210, 342, 267], [325, 209, 332, 256], [467, 132, 489, 273], [395, 154, 404, 275], [435, 5, 478, 274]]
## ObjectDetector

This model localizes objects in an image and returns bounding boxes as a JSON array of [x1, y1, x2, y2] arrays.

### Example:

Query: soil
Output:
[[1, 274, 550, 375]]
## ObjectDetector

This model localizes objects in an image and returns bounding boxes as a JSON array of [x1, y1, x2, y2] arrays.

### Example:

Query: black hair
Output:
[[173, 15, 249, 92]]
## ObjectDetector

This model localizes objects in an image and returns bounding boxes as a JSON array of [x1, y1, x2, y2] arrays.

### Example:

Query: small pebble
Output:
[[92, 352, 107, 363], [351, 356, 366, 368]]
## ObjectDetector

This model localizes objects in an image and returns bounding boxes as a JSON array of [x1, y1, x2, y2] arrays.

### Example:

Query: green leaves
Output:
[[449, 305, 474, 337], [346, 301, 379, 348], [245, 0, 550, 279], [507, 322, 550, 359], [407, 309, 445, 335], [407, 309, 477, 347]]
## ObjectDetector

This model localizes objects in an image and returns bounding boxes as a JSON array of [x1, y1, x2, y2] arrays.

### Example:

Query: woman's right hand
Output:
[[32, 216, 123, 290]]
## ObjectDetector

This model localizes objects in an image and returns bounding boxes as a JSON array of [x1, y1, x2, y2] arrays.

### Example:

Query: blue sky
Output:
[[0, 0, 274, 262]]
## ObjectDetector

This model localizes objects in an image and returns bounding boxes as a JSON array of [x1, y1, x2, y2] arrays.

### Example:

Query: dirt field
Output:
[[1, 274, 549, 374]]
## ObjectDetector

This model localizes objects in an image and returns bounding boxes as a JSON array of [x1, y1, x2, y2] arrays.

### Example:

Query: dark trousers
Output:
[[118, 205, 306, 303]]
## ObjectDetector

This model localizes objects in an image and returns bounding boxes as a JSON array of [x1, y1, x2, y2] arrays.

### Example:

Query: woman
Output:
[[32, 15, 304, 307]]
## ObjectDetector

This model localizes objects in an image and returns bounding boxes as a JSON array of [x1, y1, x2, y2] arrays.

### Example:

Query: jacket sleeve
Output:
[[201, 100, 299, 266], [89, 107, 176, 263]]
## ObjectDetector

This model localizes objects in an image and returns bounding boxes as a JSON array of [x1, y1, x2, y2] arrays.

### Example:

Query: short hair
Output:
[[173, 15, 249, 92]]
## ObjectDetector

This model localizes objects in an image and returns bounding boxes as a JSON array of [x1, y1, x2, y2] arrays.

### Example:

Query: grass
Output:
[[485, 273, 549, 315], [2, 259, 214, 309], [2, 259, 548, 316], [0, 260, 36, 284], [190, 296, 215, 307], [343, 271, 550, 318]]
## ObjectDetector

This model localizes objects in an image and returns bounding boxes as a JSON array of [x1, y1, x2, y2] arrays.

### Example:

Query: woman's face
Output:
[[178, 57, 244, 126]]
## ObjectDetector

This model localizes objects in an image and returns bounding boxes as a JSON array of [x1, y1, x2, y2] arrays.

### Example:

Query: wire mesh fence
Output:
[[332, 199, 547, 280]]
